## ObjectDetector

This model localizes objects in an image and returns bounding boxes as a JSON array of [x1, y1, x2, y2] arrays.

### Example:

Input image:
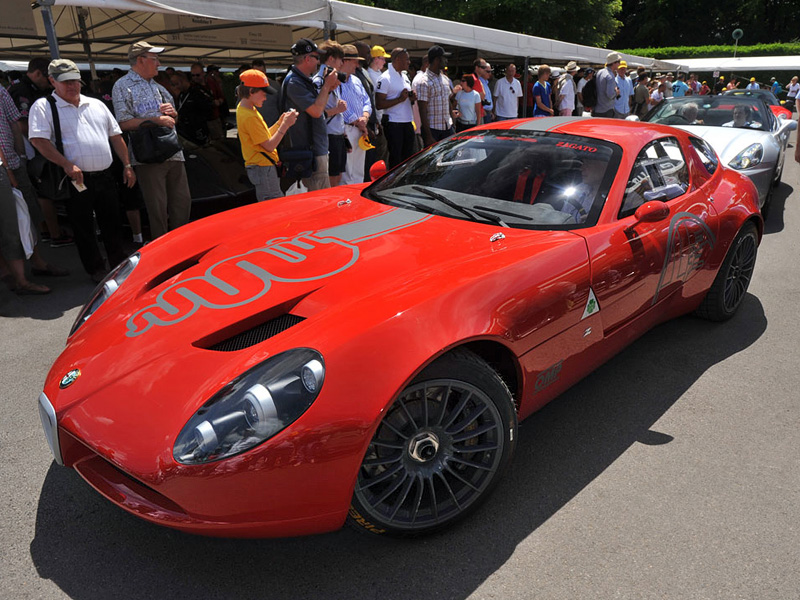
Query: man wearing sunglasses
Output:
[[280, 38, 341, 191]]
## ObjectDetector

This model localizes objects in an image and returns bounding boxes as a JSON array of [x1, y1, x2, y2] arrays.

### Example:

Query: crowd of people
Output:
[[2, 42, 800, 297]]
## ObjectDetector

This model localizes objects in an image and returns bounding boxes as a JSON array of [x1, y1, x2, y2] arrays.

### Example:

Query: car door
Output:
[[582, 136, 720, 335]]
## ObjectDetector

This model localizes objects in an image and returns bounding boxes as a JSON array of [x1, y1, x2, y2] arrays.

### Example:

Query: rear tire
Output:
[[348, 349, 517, 537], [695, 222, 758, 321]]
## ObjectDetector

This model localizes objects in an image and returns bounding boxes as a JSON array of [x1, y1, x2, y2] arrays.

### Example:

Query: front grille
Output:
[[209, 314, 305, 352]]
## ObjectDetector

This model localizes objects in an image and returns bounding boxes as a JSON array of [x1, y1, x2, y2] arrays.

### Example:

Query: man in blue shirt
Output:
[[532, 65, 553, 117], [614, 61, 634, 117], [770, 78, 781, 97], [672, 73, 690, 97], [338, 45, 373, 185]]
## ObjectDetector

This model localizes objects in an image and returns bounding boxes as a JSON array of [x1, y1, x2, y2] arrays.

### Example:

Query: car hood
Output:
[[675, 124, 773, 163], [46, 190, 580, 469]]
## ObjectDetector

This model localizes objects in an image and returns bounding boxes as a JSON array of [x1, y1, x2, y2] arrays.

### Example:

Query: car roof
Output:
[[470, 116, 689, 148]]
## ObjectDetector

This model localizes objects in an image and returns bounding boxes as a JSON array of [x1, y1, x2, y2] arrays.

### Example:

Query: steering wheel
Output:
[[663, 114, 689, 124]]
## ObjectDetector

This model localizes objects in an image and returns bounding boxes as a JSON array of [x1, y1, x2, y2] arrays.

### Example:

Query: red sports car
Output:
[[39, 118, 762, 538]]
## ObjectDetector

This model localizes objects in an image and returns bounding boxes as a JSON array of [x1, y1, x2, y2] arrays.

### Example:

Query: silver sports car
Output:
[[635, 95, 797, 212]]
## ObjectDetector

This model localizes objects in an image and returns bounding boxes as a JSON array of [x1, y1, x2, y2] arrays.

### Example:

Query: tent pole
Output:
[[38, 0, 60, 60], [522, 56, 529, 117], [76, 7, 98, 81]]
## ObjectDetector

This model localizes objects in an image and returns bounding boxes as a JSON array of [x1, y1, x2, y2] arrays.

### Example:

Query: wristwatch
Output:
[[124, 164, 133, 169]]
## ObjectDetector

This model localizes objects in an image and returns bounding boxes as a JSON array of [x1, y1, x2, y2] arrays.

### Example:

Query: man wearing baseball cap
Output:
[[280, 37, 341, 191], [113, 41, 191, 240], [614, 60, 634, 118], [29, 59, 133, 282]]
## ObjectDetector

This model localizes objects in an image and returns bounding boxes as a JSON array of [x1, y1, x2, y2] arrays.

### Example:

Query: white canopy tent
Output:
[[0, 0, 680, 70], [674, 56, 800, 72]]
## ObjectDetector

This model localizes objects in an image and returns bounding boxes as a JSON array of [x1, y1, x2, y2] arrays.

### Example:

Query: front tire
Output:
[[695, 222, 758, 321], [349, 349, 517, 537]]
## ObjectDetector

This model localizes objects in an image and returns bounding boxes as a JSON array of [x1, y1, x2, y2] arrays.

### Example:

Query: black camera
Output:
[[325, 66, 348, 83]]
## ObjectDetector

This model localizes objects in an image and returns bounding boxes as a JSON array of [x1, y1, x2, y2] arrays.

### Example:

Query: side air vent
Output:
[[208, 314, 305, 352]]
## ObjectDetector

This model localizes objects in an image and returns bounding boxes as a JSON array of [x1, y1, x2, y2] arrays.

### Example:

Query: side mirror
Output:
[[634, 200, 670, 223], [369, 160, 388, 181], [778, 118, 798, 133], [625, 115, 640, 122]]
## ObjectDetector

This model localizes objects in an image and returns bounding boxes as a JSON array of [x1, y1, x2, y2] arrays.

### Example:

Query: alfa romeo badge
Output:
[[59, 368, 81, 388]]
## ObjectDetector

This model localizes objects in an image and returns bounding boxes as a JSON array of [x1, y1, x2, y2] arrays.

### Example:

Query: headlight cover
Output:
[[173, 348, 325, 465], [69, 253, 140, 337], [728, 143, 763, 169]]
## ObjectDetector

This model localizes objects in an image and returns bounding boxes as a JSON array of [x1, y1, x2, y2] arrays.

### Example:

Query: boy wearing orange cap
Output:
[[235, 69, 298, 201]]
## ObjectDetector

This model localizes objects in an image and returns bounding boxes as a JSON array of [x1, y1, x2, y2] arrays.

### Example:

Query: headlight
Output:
[[173, 348, 325, 465], [69, 253, 140, 336], [728, 144, 763, 169]]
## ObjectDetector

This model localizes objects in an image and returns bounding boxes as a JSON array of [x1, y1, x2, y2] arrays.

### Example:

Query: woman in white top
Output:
[[787, 76, 800, 111], [455, 75, 483, 132]]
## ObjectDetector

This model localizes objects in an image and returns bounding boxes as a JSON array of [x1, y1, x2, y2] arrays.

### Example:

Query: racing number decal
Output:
[[653, 212, 716, 304]]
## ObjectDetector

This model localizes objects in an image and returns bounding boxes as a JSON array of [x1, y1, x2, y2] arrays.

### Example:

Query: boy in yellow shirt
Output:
[[236, 69, 298, 200]]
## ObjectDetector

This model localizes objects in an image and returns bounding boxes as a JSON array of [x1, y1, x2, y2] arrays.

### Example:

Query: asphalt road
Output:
[[2, 129, 799, 600]]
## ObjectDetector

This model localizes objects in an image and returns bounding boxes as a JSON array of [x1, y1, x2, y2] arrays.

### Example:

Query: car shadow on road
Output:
[[29, 295, 767, 600], [763, 180, 793, 235]]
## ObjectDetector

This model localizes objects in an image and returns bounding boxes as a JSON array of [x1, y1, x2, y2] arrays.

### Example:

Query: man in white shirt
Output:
[[367, 45, 389, 122], [376, 48, 416, 168], [558, 61, 579, 116], [493, 64, 523, 120], [29, 59, 135, 282]]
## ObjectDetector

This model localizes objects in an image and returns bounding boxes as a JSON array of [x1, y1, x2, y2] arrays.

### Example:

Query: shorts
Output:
[[246, 165, 282, 202], [328, 135, 347, 176]]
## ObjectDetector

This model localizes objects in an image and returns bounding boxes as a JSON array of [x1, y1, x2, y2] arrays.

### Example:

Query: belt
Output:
[[82, 168, 113, 178]]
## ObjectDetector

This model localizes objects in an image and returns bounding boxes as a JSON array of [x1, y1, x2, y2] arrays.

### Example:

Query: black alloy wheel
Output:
[[696, 222, 758, 321], [349, 350, 517, 536]]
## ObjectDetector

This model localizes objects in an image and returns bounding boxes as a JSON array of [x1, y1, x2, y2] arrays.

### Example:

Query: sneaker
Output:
[[50, 235, 75, 248]]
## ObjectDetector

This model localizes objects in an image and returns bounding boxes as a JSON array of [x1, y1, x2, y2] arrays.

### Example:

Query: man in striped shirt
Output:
[[338, 45, 373, 185]]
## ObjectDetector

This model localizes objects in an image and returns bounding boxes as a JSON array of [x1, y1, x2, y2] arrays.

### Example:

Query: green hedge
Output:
[[618, 43, 800, 60]]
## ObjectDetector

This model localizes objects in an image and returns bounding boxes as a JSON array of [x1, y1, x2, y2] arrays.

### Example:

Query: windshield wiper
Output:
[[410, 186, 507, 227]]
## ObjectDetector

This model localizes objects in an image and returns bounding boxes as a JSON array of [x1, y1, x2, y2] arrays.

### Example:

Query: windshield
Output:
[[364, 131, 622, 230], [644, 96, 771, 130]]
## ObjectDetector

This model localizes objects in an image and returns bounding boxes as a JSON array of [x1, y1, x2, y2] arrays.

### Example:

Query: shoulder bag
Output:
[[30, 95, 70, 201], [128, 86, 183, 163]]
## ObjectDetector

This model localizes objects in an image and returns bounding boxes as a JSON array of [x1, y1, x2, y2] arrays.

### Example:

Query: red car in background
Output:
[[39, 117, 762, 539]]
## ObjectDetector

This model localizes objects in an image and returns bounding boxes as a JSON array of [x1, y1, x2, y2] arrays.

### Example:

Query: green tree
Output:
[[611, 0, 800, 47], [354, 0, 623, 48]]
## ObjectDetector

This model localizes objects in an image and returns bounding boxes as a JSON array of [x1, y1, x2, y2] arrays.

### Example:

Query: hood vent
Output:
[[208, 314, 305, 352]]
